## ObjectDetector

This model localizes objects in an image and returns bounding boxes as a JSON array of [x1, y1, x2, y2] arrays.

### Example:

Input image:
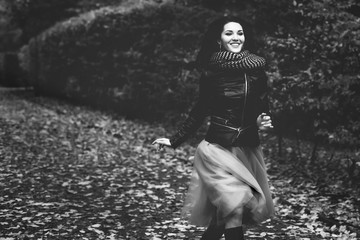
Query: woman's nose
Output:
[[232, 34, 240, 40]]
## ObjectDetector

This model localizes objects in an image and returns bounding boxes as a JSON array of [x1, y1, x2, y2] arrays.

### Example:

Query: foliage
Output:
[[3, 0, 78, 45], [0, 0, 21, 51], [13, 0, 360, 150], [258, 0, 360, 150], [0, 0, 131, 50], [0, 89, 358, 239], [0, 52, 27, 87], [19, 1, 219, 121]]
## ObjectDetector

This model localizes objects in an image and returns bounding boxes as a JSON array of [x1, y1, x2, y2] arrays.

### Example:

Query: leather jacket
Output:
[[170, 67, 269, 149]]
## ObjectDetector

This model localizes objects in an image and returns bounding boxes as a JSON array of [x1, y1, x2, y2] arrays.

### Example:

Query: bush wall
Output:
[[0, 52, 28, 87], [20, 1, 220, 121], [19, 0, 360, 152], [263, 1, 360, 149]]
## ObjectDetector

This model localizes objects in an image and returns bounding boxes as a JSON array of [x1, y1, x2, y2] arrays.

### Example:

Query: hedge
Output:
[[263, 1, 360, 150], [0, 52, 28, 87], [19, 1, 220, 121], [18, 0, 360, 152]]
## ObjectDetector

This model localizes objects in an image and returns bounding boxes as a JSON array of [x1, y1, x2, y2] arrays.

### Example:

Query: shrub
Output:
[[0, 52, 28, 87], [4, 0, 80, 43], [264, 0, 360, 150], [21, 1, 219, 121], [20, 0, 360, 154]]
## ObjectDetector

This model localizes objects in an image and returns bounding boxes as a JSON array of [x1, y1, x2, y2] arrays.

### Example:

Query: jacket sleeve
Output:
[[255, 69, 270, 115], [170, 74, 210, 149], [245, 68, 270, 130]]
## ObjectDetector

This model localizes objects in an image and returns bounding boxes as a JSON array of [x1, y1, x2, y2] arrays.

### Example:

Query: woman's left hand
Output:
[[257, 113, 273, 130], [152, 138, 172, 151]]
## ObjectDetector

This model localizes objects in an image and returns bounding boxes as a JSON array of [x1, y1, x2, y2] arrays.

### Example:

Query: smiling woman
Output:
[[153, 16, 274, 240]]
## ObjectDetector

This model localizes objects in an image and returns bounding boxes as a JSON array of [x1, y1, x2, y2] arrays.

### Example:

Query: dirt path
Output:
[[0, 88, 357, 239]]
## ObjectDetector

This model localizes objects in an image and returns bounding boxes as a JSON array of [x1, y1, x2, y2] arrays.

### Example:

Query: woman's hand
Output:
[[257, 113, 273, 131], [152, 138, 172, 151]]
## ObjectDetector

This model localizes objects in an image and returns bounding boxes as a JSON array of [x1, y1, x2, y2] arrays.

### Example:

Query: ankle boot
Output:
[[200, 224, 225, 240], [224, 226, 244, 240]]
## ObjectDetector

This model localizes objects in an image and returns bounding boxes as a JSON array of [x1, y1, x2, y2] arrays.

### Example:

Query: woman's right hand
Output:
[[152, 138, 172, 151], [257, 113, 273, 131]]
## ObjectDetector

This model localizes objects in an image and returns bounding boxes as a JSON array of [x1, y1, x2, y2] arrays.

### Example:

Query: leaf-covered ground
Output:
[[0, 88, 359, 240]]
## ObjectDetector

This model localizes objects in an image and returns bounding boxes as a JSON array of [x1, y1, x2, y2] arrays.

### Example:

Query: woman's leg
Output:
[[200, 212, 225, 240], [224, 208, 245, 240], [224, 227, 244, 240], [200, 224, 225, 240]]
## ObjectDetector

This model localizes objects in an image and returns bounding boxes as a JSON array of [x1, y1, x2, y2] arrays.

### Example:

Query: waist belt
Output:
[[210, 116, 252, 133]]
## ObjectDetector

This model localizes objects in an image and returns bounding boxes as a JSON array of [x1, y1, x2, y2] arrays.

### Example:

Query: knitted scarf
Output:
[[209, 50, 266, 70]]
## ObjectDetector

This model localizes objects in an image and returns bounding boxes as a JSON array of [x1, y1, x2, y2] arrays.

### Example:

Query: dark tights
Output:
[[224, 227, 244, 240], [200, 223, 225, 240], [200, 225, 244, 240]]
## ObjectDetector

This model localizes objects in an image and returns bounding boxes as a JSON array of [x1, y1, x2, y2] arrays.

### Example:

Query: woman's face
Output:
[[219, 22, 245, 53]]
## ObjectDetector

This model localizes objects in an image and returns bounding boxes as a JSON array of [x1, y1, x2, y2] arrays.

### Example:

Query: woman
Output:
[[152, 16, 274, 240]]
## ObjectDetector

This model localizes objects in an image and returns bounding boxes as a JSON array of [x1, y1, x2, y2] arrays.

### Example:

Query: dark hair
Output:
[[196, 16, 255, 68]]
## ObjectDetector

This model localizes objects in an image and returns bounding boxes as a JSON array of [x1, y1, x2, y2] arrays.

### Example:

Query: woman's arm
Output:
[[153, 73, 210, 149], [255, 69, 273, 130], [256, 69, 270, 114]]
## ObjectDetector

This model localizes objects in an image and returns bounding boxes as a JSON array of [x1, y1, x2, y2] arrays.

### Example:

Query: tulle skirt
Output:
[[182, 140, 274, 227]]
